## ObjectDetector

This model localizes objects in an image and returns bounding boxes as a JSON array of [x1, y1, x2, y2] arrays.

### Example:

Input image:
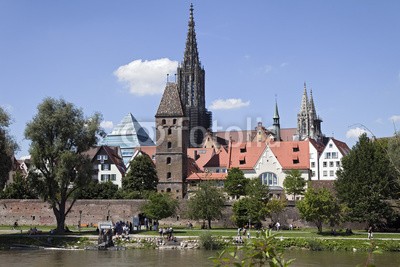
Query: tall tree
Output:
[[0, 106, 18, 190], [141, 192, 178, 224], [0, 172, 38, 199], [187, 182, 225, 229], [224, 167, 248, 199], [25, 98, 102, 233], [265, 198, 287, 225], [297, 187, 342, 233], [388, 131, 400, 176], [335, 134, 400, 227], [232, 179, 269, 227], [123, 154, 158, 194], [283, 169, 306, 203]]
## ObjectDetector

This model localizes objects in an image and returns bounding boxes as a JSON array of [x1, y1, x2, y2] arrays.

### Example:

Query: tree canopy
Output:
[[224, 167, 248, 199], [388, 131, 400, 176], [187, 182, 225, 229], [232, 179, 269, 227], [25, 98, 102, 233], [0, 106, 18, 190], [123, 154, 158, 194], [297, 187, 342, 233], [283, 169, 306, 202], [0, 172, 38, 199], [141, 192, 178, 222], [335, 134, 400, 227]]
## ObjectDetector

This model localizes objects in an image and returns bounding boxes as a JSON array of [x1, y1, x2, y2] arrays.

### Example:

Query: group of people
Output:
[[158, 227, 176, 242]]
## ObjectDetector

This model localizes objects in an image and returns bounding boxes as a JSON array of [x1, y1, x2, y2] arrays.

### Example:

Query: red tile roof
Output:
[[280, 128, 297, 141], [228, 141, 267, 170], [187, 148, 215, 171], [187, 172, 227, 181], [270, 141, 309, 170]]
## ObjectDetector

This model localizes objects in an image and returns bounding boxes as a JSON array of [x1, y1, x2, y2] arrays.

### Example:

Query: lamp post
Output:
[[79, 210, 82, 232]]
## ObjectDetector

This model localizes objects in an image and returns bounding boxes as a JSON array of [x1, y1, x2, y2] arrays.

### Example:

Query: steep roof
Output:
[[83, 145, 126, 174], [187, 148, 215, 171], [203, 148, 229, 168], [156, 83, 184, 117], [270, 141, 309, 170], [331, 138, 351, 156], [100, 113, 155, 147], [228, 142, 267, 170], [280, 128, 297, 141]]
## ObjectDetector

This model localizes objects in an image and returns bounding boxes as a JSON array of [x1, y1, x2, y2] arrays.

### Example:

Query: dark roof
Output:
[[156, 83, 184, 117], [331, 138, 351, 156]]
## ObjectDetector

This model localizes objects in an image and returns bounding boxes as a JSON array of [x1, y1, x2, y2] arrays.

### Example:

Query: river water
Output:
[[0, 249, 399, 267]]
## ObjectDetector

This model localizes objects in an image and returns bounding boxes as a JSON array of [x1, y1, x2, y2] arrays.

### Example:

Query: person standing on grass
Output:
[[368, 226, 373, 239]]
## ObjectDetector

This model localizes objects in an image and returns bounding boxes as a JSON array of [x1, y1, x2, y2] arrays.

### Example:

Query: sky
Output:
[[0, 0, 399, 158]]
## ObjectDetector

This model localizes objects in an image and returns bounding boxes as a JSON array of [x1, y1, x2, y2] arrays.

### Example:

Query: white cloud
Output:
[[346, 127, 367, 139], [280, 62, 289, 68], [100, 120, 114, 129], [390, 115, 400, 123], [114, 58, 178, 96], [209, 98, 250, 110]]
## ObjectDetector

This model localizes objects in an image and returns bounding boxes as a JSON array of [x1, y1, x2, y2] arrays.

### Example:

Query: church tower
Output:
[[296, 83, 323, 141], [177, 4, 212, 148], [155, 83, 189, 199], [273, 100, 281, 141]]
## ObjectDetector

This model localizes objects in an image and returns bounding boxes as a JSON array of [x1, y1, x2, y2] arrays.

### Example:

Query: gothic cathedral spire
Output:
[[177, 4, 212, 147]]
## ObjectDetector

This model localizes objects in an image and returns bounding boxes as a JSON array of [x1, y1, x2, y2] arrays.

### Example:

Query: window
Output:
[[310, 153, 314, 159], [167, 172, 172, 179], [166, 157, 171, 164], [323, 171, 327, 177], [336, 161, 340, 167], [329, 161, 334, 167], [239, 158, 246, 165], [162, 119, 166, 125], [167, 142, 172, 149], [325, 152, 331, 159], [166, 188, 171, 193], [323, 162, 327, 167], [293, 147, 299, 152], [311, 162, 315, 168], [167, 128, 172, 135], [111, 174, 116, 181], [216, 169, 220, 173], [332, 152, 338, 159], [312, 171, 315, 177], [330, 170, 334, 177], [329, 143, 333, 148], [101, 164, 110, 171], [97, 155, 108, 161], [173, 119, 177, 125], [293, 159, 299, 164], [100, 174, 116, 181], [259, 172, 278, 186]]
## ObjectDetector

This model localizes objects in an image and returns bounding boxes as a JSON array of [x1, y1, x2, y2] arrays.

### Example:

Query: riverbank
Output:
[[1, 227, 400, 252]]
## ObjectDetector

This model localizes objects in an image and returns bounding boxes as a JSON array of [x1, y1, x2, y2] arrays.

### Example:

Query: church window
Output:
[[167, 142, 172, 149], [166, 157, 171, 164], [259, 172, 278, 186]]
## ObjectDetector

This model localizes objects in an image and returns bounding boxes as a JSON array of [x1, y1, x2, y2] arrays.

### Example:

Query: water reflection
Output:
[[0, 249, 399, 267]]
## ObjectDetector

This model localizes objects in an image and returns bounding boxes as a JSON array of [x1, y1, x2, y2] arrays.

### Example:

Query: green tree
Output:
[[123, 154, 158, 194], [388, 131, 400, 176], [141, 192, 178, 224], [0, 107, 18, 190], [335, 134, 399, 227], [297, 187, 342, 233], [77, 180, 119, 199], [283, 169, 306, 203], [187, 182, 225, 229], [265, 198, 287, 225], [0, 172, 38, 199], [224, 167, 248, 199], [25, 98, 102, 233], [232, 179, 269, 227]]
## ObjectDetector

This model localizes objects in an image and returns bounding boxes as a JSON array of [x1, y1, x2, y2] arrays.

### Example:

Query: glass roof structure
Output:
[[99, 113, 155, 165]]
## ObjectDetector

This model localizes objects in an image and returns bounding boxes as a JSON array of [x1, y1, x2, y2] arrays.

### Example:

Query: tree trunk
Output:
[[54, 202, 66, 234], [208, 218, 212, 229], [316, 221, 322, 233]]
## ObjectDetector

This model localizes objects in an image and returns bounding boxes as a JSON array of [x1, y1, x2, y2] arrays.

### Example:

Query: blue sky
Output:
[[1, 0, 399, 157]]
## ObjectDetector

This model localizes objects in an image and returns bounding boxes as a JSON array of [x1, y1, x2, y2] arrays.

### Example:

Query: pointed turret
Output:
[[309, 89, 317, 116], [300, 82, 308, 113], [273, 100, 281, 141]]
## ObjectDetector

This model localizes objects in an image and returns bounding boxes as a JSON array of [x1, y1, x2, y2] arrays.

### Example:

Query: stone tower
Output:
[[177, 4, 212, 147], [297, 83, 323, 141], [155, 83, 188, 199]]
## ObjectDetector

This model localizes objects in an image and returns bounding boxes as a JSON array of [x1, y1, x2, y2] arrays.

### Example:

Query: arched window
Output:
[[167, 142, 172, 149], [166, 157, 171, 164], [259, 172, 278, 186], [173, 118, 177, 125], [168, 128, 172, 135], [167, 172, 172, 179], [166, 188, 171, 193], [162, 119, 166, 125]]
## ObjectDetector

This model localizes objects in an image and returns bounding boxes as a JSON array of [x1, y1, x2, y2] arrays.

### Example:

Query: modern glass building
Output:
[[99, 113, 155, 166]]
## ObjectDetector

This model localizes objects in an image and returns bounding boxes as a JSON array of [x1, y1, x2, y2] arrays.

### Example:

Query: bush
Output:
[[198, 231, 223, 250]]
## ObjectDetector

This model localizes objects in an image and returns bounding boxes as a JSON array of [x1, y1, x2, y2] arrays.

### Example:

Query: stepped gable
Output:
[[156, 83, 184, 117]]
